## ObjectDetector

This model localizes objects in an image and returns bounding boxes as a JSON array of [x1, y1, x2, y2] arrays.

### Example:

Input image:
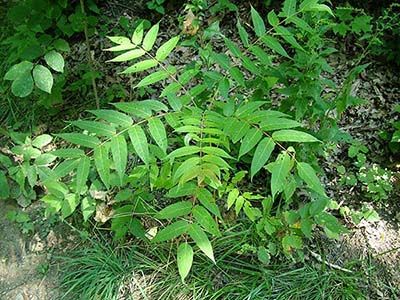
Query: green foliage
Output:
[[332, 4, 400, 65], [59, 232, 366, 300], [2, 0, 357, 281], [6, 210, 34, 234], [146, 0, 167, 14], [1, 0, 99, 121], [0, 133, 55, 207], [337, 141, 394, 202]]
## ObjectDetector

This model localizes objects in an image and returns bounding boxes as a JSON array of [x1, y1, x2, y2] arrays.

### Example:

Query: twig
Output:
[[309, 249, 353, 273], [79, 0, 100, 109]]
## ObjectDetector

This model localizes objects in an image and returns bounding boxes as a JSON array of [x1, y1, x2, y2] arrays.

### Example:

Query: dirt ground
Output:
[[0, 201, 60, 300]]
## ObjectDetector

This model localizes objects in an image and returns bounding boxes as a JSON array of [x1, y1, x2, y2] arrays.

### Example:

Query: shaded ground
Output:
[[0, 201, 66, 300]]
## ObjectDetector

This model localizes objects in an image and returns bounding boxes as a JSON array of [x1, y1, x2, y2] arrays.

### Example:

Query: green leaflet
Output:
[[81, 197, 96, 222], [250, 45, 272, 65], [107, 36, 131, 44], [113, 102, 152, 118], [267, 10, 279, 27], [229, 67, 245, 86], [104, 43, 135, 52], [11, 70, 33, 97], [272, 130, 319, 143], [196, 188, 221, 218], [51, 148, 85, 159], [238, 127, 263, 158], [275, 26, 304, 51], [33, 65, 53, 93], [224, 38, 241, 58], [227, 188, 239, 210], [110, 135, 127, 185], [236, 20, 249, 47], [192, 205, 221, 237], [61, 194, 80, 219], [156, 36, 180, 61], [108, 49, 145, 62], [177, 242, 193, 283], [88, 109, 133, 127], [202, 147, 232, 159], [4, 61, 33, 80], [270, 152, 292, 199], [35, 153, 56, 166], [282, 235, 303, 253], [251, 137, 275, 179], [71, 120, 116, 137], [76, 156, 90, 195], [259, 118, 302, 131], [297, 162, 326, 196], [131, 21, 144, 45], [142, 23, 159, 51], [155, 201, 193, 219], [167, 182, 197, 198], [44, 50, 64, 73], [173, 157, 201, 183], [148, 118, 168, 153], [32, 134, 53, 149], [188, 223, 215, 263], [152, 220, 189, 243], [167, 146, 201, 160], [54, 159, 80, 178], [261, 35, 290, 58], [135, 69, 171, 88], [56, 133, 100, 148], [121, 59, 158, 74], [128, 125, 149, 165], [0, 171, 10, 199], [282, 0, 297, 18], [251, 6, 266, 37]]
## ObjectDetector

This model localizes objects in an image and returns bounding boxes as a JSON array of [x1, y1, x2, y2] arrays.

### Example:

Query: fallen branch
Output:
[[308, 249, 353, 273]]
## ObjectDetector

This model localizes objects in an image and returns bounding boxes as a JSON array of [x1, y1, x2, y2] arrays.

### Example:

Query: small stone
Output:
[[15, 293, 25, 300]]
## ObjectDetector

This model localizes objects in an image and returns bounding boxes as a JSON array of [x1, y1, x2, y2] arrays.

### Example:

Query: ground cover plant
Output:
[[0, 0, 399, 299]]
